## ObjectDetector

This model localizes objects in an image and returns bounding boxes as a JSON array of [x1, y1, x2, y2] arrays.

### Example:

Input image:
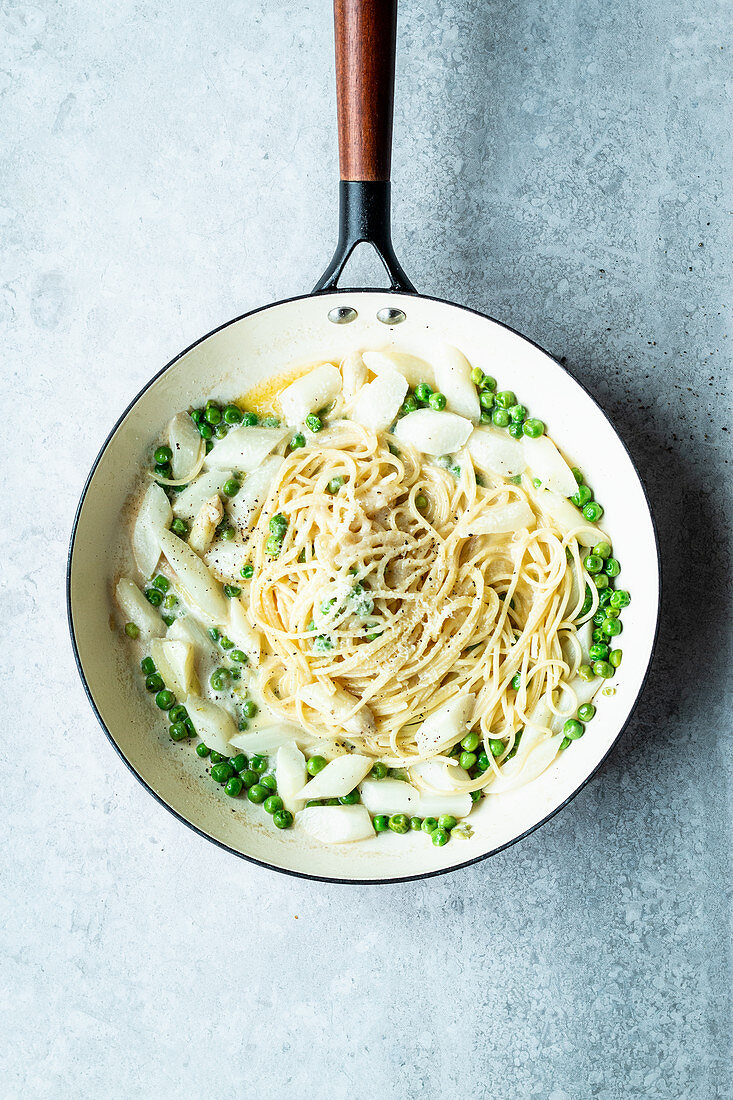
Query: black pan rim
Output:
[[67, 287, 662, 886]]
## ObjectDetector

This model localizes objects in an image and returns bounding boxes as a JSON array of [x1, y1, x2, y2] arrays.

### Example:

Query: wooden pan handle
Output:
[[334, 0, 398, 182]]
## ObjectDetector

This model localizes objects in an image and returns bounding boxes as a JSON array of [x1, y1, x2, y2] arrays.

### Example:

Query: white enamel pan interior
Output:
[[68, 290, 660, 883]]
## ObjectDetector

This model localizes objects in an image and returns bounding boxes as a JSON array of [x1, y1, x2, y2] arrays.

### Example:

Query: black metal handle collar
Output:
[[313, 181, 416, 293]]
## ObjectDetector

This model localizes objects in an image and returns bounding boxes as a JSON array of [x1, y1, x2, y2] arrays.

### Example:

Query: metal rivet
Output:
[[377, 307, 406, 325], [328, 306, 358, 324]]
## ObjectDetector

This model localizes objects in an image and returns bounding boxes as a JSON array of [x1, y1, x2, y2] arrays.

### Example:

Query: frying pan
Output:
[[67, 0, 660, 883]]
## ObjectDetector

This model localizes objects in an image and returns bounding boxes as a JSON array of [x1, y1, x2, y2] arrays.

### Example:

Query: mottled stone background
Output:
[[1, 1, 730, 1097]]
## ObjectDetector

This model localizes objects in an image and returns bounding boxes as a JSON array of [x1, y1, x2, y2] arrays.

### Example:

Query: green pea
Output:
[[584, 555, 603, 575], [508, 404, 527, 423], [583, 501, 604, 522], [610, 648, 623, 668], [479, 390, 495, 411], [305, 414, 322, 433], [289, 433, 306, 450], [162, 594, 177, 610], [580, 585, 594, 616], [421, 817, 438, 833], [431, 827, 449, 847], [489, 738, 504, 758], [438, 815, 457, 831], [250, 754, 267, 773], [225, 776, 243, 797], [154, 462, 172, 480], [209, 670, 228, 692], [479, 411, 492, 426], [373, 815, 389, 833], [326, 476, 345, 494], [264, 794, 284, 814], [610, 589, 631, 609], [240, 563, 254, 579], [155, 690, 175, 710], [223, 584, 241, 598], [571, 485, 592, 508], [273, 809, 293, 829], [211, 762, 234, 784], [190, 409, 203, 423], [228, 650, 246, 666], [229, 754, 246, 773], [169, 704, 187, 723], [247, 783, 268, 804], [476, 751, 490, 771], [604, 557, 621, 577], [389, 814, 410, 834], [196, 743, 210, 758], [222, 478, 240, 497], [560, 736, 572, 750], [495, 390, 516, 409], [594, 573, 609, 590], [589, 643, 610, 661], [260, 775, 277, 792], [259, 416, 280, 429], [460, 751, 477, 769], [124, 622, 139, 639], [223, 404, 243, 424], [593, 610, 606, 626], [571, 467, 584, 485], [209, 750, 224, 764], [220, 635, 234, 649], [269, 514, 288, 537], [592, 629, 605, 643], [403, 395, 419, 415], [593, 541, 612, 559], [578, 663, 595, 682], [415, 493, 428, 512], [492, 407, 510, 427], [429, 392, 447, 410], [471, 367, 484, 385], [170, 518, 188, 536], [563, 719, 584, 740], [144, 588, 163, 607], [602, 617, 622, 637], [415, 382, 432, 404], [140, 656, 156, 675], [144, 673, 163, 692], [482, 375, 497, 392], [511, 672, 521, 690], [241, 411, 258, 426], [599, 588, 614, 607], [240, 769, 258, 787], [306, 756, 327, 776], [242, 700, 258, 719], [578, 703, 596, 722], [522, 418, 545, 438], [506, 422, 522, 438], [197, 421, 213, 440], [461, 731, 480, 752], [154, 445, 172, 465], [371, 761, 388, 779], [169, 722, 188, 741], [336, 790, 358, 806], [593, 660, 614, 678]]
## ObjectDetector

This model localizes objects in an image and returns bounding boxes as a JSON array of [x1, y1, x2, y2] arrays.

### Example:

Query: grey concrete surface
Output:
[[1, 1, 731, 1097]]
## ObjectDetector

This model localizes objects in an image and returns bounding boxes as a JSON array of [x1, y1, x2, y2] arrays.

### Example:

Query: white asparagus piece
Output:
[[299, 804, 375, 844], [295, 754, 373, 800], [362, 349, 435, 390], [172, 469, 232, 521], [132, 482, 172, 579], [115, 577, 165, 639], [359, 779, 419, 816], [340, 351, 368, 403], [393, 409, 472, 456], [278, 363, 342, 424], [184, 696, 238, 757], [203, 426, 290, 471], [229, 724, 311, 755], [416, 791, 473, 818], [522, 434, 578, 496], [203, 540, 248, 583], [432, 344, 481, 422], [297, 682, 377, 738], [150, 638, 197, 697], [227, 455, 283, 535], [529, 486, 606, 547], [414, 693, 475, 755], [227, 597, 262, 664], [409, 760, 471, 791], [469, 500, 536, 535], [167, 412, 205, 480], [158, 528, 228, 623], [188, 495, 224, 555], [467, 427, 526, 478], [276, 742, 308, 813], [351, 369, 408, 434]]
